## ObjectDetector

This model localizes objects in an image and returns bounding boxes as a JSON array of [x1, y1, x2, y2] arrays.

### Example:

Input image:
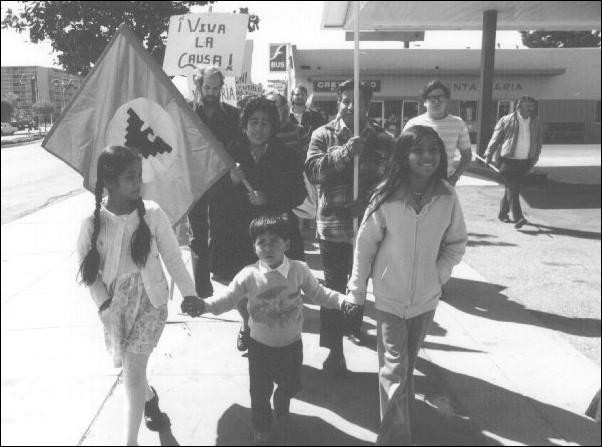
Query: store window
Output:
[[368, 101, 385, 126], [497, 100, 514, 120], [384, 101, 402, 137], [312, 100, 337, 123], [402, 101, 419, 128], [460, 101, 477, 123]]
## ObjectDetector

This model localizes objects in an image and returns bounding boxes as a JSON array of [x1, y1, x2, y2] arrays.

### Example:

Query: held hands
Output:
[[181, 296, 205, 318], [340, 300, 364, 336]]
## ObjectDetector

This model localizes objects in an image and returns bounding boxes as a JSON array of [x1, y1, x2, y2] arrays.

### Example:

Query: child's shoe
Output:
[[144, 387, 171, 431], [253, 429, 272, 445]]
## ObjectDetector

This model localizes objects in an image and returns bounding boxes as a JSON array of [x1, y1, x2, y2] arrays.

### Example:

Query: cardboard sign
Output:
[[163, 12, 248, 77]]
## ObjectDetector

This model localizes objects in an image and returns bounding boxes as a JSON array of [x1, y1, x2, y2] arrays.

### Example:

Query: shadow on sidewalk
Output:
[[295, 364, 380, 434], [518, 223, 601, 241], [445, 278, 601, 338], [215, 403, 372, 445], [522, 178, 601, 211], [157, 422, 181, 446], [468, 232, 518, 247], [417, 358, 601, 446]]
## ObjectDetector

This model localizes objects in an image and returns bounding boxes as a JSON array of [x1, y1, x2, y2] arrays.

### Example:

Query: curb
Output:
[[1, 135, 45, 149]]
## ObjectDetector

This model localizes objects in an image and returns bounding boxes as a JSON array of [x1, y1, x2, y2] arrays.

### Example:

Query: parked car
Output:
[[1, 122, 18, 136], [10, 120, 28, 130]]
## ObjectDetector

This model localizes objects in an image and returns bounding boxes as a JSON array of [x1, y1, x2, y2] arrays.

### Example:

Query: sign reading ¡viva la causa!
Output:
[[163, 12, 248, 77]]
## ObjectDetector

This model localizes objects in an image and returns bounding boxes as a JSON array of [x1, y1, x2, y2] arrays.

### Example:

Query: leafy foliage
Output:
[[2, 2, 260, 76], [520, 30, 601, 48], [1, 99, 15, 122]]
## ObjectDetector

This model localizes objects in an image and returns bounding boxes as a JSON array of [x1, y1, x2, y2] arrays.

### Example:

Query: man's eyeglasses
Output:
[[426, 94, 447, 102]]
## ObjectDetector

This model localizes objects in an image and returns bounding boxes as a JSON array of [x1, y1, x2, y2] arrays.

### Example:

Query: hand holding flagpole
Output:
[[233, 162, 255, 193]]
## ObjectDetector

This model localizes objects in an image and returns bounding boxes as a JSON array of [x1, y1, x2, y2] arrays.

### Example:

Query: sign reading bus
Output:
[[269, 44, 287, 72]]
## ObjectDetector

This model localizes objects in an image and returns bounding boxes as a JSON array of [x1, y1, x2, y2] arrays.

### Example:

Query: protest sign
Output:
[[163, 12, 248, 78], [43, 24, 233, 225]]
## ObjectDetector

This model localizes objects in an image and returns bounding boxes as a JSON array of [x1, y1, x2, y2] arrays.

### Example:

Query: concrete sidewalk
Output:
[[1, 182, 600, 445]]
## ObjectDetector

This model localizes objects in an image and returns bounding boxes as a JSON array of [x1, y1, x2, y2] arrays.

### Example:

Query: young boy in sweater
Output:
[[181, 213, 361, 444]]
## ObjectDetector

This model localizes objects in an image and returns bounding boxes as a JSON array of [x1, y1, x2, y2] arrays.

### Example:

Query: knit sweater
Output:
[[205, 257, 345, 347]]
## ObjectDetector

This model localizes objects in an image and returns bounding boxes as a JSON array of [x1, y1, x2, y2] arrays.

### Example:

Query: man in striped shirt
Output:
[[403, 80, 473, 186]]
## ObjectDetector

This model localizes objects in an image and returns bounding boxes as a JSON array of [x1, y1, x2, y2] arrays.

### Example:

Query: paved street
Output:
[[1, 145, 600, 445], [1, 140, 84, 224]]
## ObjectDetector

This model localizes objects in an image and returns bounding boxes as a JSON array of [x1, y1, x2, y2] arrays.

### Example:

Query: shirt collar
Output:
[[257, 256, 290, 278]]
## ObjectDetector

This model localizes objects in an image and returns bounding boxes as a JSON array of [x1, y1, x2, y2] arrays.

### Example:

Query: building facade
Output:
[[289, 48, 601, 144], [1, 66, 82, 122]]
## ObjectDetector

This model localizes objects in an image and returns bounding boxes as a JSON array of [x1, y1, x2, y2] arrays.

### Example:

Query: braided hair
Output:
[[78, 145, 151, 285]]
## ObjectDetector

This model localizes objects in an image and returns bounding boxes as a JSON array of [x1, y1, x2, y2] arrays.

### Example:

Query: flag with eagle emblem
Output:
[[42, 24, 233, 225]]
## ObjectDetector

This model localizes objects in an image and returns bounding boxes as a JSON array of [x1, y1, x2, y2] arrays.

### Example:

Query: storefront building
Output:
[[290, 47, 601, 144]]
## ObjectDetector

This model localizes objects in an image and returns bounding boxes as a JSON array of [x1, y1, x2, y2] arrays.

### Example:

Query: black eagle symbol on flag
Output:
[[125, 108, 173, 158]]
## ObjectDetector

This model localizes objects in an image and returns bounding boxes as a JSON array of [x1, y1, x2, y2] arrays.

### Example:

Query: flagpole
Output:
[[353, 0, 360, 236]]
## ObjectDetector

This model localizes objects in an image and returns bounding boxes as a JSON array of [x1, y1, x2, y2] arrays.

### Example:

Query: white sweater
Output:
[[205, 257, 344, 347], [76, 200, 196, 309]]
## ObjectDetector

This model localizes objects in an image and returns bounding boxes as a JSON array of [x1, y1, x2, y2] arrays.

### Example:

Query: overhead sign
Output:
[[163, 12, 248, 77], [269, 43, 287, 72], [313, 80, 381, 93], [344, 31, 424, 41]]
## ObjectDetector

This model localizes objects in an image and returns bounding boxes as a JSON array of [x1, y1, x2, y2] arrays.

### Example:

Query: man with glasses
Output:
[[403, 80, 472, 186]]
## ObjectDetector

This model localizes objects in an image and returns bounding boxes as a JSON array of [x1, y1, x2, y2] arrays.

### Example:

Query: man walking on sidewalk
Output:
[[306, 79, 394, 375], [484, 95, 543, 229]]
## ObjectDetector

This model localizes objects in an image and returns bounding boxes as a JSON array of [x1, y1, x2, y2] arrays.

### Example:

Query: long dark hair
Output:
[[78, 145, 151, 286], [367, 125, 448, 218]]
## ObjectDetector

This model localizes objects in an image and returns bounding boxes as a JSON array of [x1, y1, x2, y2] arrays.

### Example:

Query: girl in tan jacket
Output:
[[347, 126, 467, 445]]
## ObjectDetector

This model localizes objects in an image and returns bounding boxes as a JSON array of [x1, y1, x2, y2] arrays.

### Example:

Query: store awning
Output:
[[321, 1, 600, 155], [322, 1, 601, 31]]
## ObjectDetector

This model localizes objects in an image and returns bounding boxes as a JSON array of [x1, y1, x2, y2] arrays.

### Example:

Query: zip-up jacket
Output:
[[347, 181, 467, 319]]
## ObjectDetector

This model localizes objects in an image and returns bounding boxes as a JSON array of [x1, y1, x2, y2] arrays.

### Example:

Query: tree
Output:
[[520, 30, 601, 48], [33, 99, 55, 131], [2, 2, 260, 76], [2, 92, 21, 120], [1, 100, 14, 122]]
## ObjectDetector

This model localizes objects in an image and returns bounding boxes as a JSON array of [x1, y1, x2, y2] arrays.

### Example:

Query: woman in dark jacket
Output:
[[207, 96, 307, 349]]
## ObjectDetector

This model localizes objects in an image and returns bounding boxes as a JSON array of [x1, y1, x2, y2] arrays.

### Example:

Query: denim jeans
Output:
[[376, 309, 436, 446]]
